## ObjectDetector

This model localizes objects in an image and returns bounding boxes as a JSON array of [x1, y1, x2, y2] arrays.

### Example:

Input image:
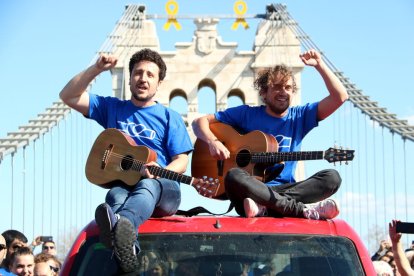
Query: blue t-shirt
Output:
[[88, 94, 193, 167], [0, 267, 15, 275], [215, 103, 319, 185]]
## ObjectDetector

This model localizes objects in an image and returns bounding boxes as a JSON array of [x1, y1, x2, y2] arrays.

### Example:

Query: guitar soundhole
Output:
[[236, 149, 251, 168], [120, 155, 134, 171]]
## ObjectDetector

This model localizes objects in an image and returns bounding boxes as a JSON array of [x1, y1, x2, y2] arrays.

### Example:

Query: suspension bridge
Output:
[[1, 3, 413, 258]]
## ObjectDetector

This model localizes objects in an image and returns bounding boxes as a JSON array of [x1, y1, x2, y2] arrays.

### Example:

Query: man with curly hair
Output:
[[60, 48, 193, 273], [192, 49, 348, 220]]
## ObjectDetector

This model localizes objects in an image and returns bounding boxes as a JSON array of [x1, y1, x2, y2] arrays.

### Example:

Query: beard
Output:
[[264, 97, 290, 116], [131, 89, 156, 103]]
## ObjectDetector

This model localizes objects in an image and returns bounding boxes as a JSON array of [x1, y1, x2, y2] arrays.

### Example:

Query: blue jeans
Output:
[[105, 178, 181, 230]]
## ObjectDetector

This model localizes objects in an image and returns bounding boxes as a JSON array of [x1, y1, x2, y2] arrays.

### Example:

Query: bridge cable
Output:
[[357, 111, 362, 234], [41, 134, 45, 234], [63, 119, 68, 251], [49, 128, 53, 235], [381, 127, 387, 232], [22, 146, 26, 233], [403, 140, 408, 246], [372, 120, 378, 230], [57, 123, 61, 247], [11, 153, 14, 228], [364, 114, 370, 247], [32, 141, 36, 241], [392, 134, 396, 219]]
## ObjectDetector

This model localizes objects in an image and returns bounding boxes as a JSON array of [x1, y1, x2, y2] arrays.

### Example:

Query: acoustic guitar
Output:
[[86, 128, 219, 198], [191, 122, 354, 199]]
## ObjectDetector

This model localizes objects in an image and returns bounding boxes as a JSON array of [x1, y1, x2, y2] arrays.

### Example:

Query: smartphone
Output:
[[396, 222, 414, 234], [40, 236, 53, 242]]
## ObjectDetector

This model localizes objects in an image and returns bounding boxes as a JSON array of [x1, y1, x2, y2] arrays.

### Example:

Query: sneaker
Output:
[[243, 198, 267, 218], [95, 203, 118, 248], [303, 199, 340, 220], [114, 217, 139, 273]]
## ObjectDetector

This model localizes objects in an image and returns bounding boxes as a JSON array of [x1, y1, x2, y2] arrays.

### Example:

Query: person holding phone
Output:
[[30, 236, 57, 256], [41, 240, 56, 257], [389, 220, 414, 276]]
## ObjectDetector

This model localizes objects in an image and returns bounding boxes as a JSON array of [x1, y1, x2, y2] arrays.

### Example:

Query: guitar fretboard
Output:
[[251, 151, 324, 163], [129, 159, 194, 184]]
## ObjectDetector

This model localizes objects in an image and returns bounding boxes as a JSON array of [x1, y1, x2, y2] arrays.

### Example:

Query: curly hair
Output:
[[254, 64, 297, 94], [34, 253, 61, 271], [129, 48, 167, 81]]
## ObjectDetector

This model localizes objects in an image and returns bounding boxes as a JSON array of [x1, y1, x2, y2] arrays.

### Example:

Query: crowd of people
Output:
[[0, 230, 61, 276], [372, 220, 414, 276]]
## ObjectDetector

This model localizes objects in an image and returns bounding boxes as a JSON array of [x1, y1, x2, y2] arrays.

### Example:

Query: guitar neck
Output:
[[133, 160, 194, 185], [252, 151, 324, 163], [149, 166, 193, 184]]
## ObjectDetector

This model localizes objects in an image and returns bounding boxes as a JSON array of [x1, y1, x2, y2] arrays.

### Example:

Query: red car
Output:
[[61, 216, 375, 276]]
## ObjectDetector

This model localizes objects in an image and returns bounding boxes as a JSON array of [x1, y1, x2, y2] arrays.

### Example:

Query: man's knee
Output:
[[225, 168, 247, 187], [323, 169, 341, 192], [136, 178, 160, 193]]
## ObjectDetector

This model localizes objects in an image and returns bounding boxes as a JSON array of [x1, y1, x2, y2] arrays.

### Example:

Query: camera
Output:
[[396, 222, 414, 234], [40, 236, 53, 242]]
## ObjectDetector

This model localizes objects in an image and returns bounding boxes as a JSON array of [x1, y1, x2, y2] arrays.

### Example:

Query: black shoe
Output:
[[114, 217, 139, 273], [95, 203, 118, 248]]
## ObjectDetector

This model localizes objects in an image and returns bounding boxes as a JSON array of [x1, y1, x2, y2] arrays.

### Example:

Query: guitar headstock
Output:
[[324, 147, 355, 164], [192, 177, 220, 198]]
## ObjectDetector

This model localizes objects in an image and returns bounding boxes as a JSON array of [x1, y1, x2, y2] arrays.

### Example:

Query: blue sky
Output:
[[0, 0, 413, 139], [1, 0, 414, 251]]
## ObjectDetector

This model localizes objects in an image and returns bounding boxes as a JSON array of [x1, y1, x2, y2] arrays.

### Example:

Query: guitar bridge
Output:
[[101, 144, 114, 169]]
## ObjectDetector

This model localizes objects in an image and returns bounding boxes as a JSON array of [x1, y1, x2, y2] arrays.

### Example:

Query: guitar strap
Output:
[[176, 202, 234, 217]]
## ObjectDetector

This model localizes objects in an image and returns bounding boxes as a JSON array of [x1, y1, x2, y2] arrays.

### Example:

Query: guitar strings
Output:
[[102, 151, 219, 196]]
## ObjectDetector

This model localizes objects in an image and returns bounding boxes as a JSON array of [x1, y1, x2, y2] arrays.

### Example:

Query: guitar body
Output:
[[85, 128, 157, 187], [192, 122, 279, 199]]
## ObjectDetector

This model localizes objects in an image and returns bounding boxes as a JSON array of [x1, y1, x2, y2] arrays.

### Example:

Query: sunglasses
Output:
[[0, 244, 6, 250], [43, 246, 55, 250], [49, 265, 59, 273]]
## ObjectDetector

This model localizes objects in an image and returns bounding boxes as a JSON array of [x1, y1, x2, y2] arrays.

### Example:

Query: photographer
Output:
[[389, 220, 414, 276], [31, 236, 56, 256], [372, 239, 392, 261]]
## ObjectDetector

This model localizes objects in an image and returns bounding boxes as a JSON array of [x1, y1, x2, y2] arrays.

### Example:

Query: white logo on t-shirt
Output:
[[119, 122, 156, 140], [274, 135, 292, 150]]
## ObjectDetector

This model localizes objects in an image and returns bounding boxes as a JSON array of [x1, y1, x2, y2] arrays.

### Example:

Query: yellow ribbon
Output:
[[163, 0, 182, 31], [231, 0, 249, 30]]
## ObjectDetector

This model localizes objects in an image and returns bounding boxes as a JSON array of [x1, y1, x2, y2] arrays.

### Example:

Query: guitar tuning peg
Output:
[[345, 161, 348, 165]]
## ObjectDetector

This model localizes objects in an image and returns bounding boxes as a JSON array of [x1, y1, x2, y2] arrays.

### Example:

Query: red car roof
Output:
[[61, 216, 376, 276]]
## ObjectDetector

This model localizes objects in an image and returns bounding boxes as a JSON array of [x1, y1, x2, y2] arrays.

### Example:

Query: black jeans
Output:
[[224, 168, 341, 218]]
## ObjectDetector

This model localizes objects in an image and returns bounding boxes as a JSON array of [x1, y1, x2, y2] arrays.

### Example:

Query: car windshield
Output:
[[70, 233, 365, 276]]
